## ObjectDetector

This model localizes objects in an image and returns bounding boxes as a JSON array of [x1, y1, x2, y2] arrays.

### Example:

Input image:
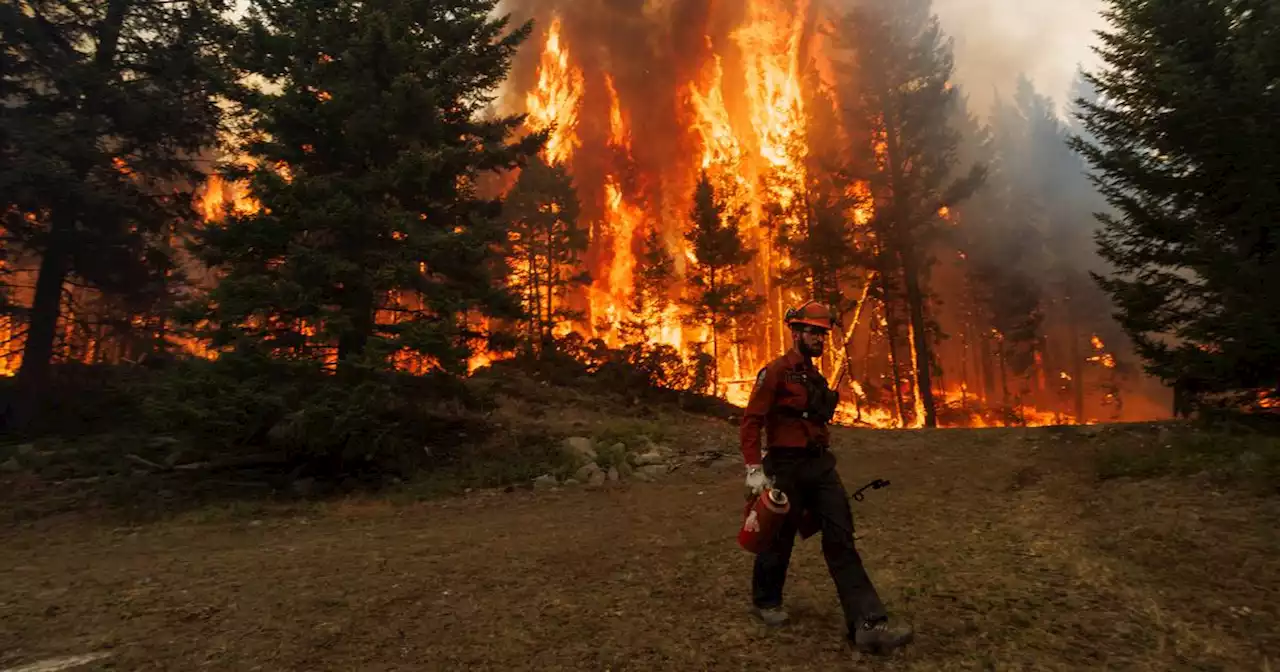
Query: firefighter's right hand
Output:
[[745, 464, 770, 496]]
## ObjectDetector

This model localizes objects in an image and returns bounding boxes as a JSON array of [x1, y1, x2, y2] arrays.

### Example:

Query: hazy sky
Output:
[[931, 0, 1109, 119]]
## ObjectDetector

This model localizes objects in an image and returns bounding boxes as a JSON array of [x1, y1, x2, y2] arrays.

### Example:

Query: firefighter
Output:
[[740, 300, 914, 655]]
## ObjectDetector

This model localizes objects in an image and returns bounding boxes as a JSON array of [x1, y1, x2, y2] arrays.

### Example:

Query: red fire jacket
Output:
[[740, 348, 831, 465]]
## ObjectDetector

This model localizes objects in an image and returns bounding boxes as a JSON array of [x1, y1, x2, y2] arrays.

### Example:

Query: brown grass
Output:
[[1, 423, 1278, 671]]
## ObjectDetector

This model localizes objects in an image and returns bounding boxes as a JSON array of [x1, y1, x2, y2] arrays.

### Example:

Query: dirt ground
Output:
[[2, 424, 1278, 671]]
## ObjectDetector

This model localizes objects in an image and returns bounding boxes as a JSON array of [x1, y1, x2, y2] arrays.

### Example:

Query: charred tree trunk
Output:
[[8, 212, 74, 427], [884, 295, 907, 428], [899, 245, 937, 427]]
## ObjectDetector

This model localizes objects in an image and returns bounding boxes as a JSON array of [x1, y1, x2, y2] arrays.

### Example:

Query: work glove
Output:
[[745, 464, 771, 497]]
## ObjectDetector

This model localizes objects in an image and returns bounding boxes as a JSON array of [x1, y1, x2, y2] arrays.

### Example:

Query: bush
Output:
[[132, 353, 489, 478]]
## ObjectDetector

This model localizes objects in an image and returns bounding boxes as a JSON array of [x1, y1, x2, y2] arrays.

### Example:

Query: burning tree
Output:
[[683, 172, 762, 393], [0, 0, 234, 426], [502, 154, 590, 353], [189, 0, 543, 375], [620, 226, 677, 345], [1072, 0, 1280, 414], [833, 0, 986, 427]]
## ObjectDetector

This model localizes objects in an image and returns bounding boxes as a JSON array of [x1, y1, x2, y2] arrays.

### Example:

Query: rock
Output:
[[633, 451, 666, 467], [607, 467, 620, 482], [1, 458, 20, 473], [632, 470, 654, 483], [564, 479, 581, 486], [616, 461, 634, 478], [587, 470, 607, 488], [574, 462, 602, 482], [637, 464, 667, 479], [533, 474, 559, 490], [562, 437, 597, 463], [16, 443, 35, 456]]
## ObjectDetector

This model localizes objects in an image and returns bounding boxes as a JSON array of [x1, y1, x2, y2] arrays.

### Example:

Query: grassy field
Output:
[[2, 419, 1278, 671]]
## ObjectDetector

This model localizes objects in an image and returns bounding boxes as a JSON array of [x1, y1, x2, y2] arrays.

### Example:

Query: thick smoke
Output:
[[930, 0, 1107, 118]]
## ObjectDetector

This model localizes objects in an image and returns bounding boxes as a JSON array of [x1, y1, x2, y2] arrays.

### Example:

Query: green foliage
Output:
[[133, 353, 484, 476], [1096, 427, 1280, 494], [503, 154, 589, 348], [189, 0, 542, 374], [0, 0, 236, 409], [1071, 0, 1280, 412]]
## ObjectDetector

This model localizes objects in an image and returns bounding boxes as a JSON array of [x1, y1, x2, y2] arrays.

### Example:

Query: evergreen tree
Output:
[[620, 226, 676, 344], [0, 0, 234, 425], [834, 0, 986, 427], [683, 172, 761, 392], [502, 154, 589, 352], [1070, 0, 1280, 411], [190, 0, 543, 375]]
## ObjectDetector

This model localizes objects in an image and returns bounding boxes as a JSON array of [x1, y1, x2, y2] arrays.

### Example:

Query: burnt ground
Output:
[[1, 423, 1278, 671]]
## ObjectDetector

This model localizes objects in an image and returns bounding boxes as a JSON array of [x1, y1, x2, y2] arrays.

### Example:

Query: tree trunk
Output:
[[1066, 292, 1086, 423], [998, 344, 1010, 409], [979, 331, 996, 404], [899, 245, 937, 427], [8, 212, 74, 427], [884, 295, 907, 428], [337, 287, 375, 370]]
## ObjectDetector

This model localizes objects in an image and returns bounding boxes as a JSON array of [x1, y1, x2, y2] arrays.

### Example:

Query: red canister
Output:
[[738, 488, 791, 554]]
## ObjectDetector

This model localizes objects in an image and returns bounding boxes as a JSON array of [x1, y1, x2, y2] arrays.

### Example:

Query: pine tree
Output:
[[620, 226, 676, 344], [683, 172, 761, 393], [834, 0, 986, 427], [1070, 0, 1280, 411], [190, 0, 543, 375], [503, 154, 589, 353], [0, 0, 234, 425]]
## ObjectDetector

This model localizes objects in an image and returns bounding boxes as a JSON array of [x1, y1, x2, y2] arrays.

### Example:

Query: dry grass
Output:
[[1, 423, 1278, 671]]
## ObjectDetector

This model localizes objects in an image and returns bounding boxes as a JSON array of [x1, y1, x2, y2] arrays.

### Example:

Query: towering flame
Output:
[[524, 17, 584, 167]]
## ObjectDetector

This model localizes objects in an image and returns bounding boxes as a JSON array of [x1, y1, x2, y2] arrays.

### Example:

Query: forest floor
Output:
[[2, 417, 1279, 671]]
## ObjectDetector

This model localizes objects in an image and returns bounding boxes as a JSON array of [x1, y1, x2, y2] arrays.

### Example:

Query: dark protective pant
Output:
[[752, 445, 887, 630]]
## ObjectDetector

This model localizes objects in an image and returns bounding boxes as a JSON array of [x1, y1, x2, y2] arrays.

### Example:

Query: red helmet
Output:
[[784, 300, 835, 331]]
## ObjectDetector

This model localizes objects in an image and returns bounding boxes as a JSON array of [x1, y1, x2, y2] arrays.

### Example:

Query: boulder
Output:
[[587, 470, 607, 488], [562, 437, 597, 463], [633, 451, 666, 467], [636, 464, 667, 480], [574, 462, 602, 482], [607, 467, 620, 482], [1, 458, 20, 473], [533, 474, 559, 490]]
